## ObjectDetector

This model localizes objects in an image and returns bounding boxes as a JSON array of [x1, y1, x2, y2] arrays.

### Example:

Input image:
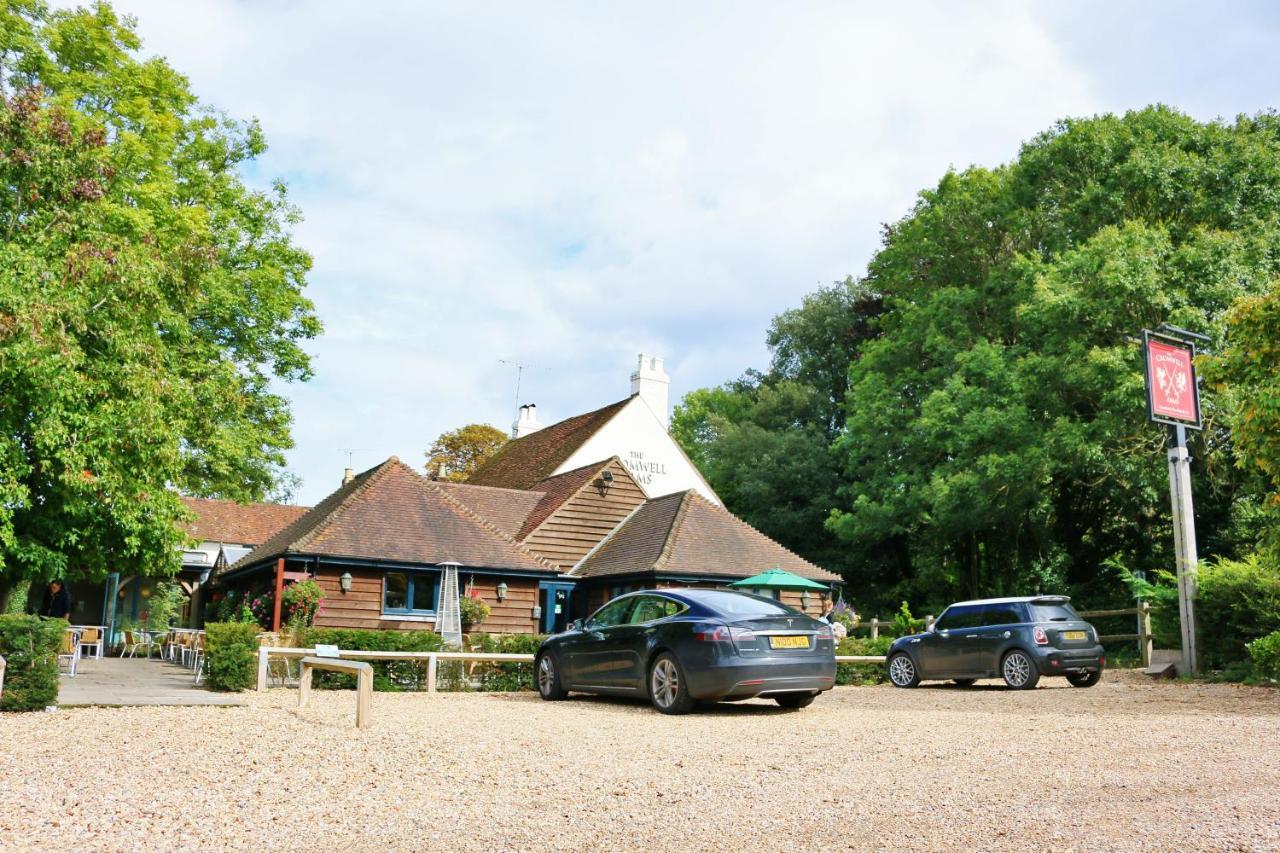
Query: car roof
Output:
[[945, 595, 1071, 608]]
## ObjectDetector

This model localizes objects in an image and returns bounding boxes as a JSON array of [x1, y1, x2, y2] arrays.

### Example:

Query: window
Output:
[[628, 595, 686, 624], [936, 605, 982, 631], [1030, 602, 1080, 623], [587, 596, 635, 629], [383, 571, 439, 615], [979, 605, 1024, 627], [694, 591, 796, 617]]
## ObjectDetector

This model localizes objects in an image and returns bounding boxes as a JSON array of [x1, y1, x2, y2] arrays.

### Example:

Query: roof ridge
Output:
[[422, 472, 560, 571], [290, 459, 398, 553], [536, 456, 614, 485], [682, 490, 834, 578], [435, 481, 546, 498], [651, 490, 695, 572], [182, 495, 310, 511]]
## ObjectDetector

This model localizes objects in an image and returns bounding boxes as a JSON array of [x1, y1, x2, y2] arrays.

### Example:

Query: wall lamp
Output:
[[802, 590, 811, 609], [339, 572, 353, 594], [496, 582, 508, 601]]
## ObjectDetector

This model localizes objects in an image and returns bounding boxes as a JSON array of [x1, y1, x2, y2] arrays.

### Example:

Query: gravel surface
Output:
[[1, 671, 1278, 851]]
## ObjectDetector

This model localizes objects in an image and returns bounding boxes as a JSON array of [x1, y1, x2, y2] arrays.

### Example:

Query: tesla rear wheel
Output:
[[1066, 669, 1102, 688], [648, 652, 695, 715], [888, 653, 920, 688], [774, 692, 816, 709], [1001, 650, 1040, 690], [536, 653, 566, 700]]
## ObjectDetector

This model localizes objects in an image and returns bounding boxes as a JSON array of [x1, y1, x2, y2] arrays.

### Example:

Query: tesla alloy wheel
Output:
[[648, 652, 694, 715], [536, 653, 567, 700], [888, 653, 920, 688]]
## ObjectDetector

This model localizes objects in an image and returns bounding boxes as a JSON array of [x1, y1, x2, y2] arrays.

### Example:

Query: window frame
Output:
[[382, 569, 441, 616]]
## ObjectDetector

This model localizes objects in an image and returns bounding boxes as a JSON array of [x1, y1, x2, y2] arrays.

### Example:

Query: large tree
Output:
[[425, 424, 508, 482], [0, 2, 319, 604], [831, 107, 1277, 607]]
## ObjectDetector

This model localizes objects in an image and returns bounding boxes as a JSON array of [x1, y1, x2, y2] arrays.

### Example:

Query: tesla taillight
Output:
[[729, 627, 756, 643], [815, 625, 834, 640], [1033, 626, 1049, 645], [694, 626, 732, 642]]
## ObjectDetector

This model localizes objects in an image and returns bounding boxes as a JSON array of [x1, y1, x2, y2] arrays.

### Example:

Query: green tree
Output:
[[426, 424, 508, 482], [0, 3, 319, 606], [831, 107, 1277, 607]]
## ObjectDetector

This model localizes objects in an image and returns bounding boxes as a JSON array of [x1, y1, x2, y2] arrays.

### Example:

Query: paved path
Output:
[[58, 657, 244, 706]]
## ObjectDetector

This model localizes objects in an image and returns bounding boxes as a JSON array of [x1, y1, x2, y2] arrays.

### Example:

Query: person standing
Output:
[[41, 580, 72, 620]]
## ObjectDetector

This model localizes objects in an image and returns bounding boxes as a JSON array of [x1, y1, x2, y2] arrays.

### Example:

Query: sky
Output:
[[94, 0, 1280, 505]]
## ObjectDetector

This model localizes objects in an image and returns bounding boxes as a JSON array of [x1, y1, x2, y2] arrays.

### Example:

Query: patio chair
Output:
[[191, 634, 206, 684], [57, 629, 80, 677], [77, 627, 103, 660], [123, 631, 153, 659]]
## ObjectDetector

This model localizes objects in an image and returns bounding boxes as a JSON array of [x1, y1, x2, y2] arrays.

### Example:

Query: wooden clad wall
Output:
[[311, 565, 542, 634], [523, 459, 646, 570], [779, 589, 831, 618]]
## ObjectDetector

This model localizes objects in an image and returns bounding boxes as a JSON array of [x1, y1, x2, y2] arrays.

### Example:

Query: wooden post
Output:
[[427, 653, 438, 694], [1140, 601, 1153, 668], [272, 557, 285, 632], [298, 661, 313, 708], [356, 665, 372, 729], [870, 618, 879, 640], [256, 646, 270, 692]]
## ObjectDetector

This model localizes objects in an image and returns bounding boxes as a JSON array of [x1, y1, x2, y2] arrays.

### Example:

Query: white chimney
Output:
[[513, 403, 543, 438], [630, 354, 670, 429]]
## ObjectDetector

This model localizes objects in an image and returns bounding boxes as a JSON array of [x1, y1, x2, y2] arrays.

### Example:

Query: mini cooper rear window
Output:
[[1030, 602, 1081, 622]]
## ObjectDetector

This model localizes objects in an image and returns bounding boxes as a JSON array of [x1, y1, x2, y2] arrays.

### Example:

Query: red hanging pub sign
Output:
[[1142, 330, 1202, 429]]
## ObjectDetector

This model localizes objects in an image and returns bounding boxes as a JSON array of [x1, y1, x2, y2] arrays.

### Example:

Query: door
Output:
[[560, 595, 638, 690], [958, 603, 1024, 675], [921, 605, 980, 676], [539, 583, 575, 634]]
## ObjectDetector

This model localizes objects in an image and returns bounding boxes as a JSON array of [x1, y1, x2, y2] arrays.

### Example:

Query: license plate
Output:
[[1062, 631, 1087, 641], [769, 635, 810, 649]]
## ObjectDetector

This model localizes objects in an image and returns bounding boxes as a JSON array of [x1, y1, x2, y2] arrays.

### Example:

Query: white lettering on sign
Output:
[[624, 450, 669, 485]]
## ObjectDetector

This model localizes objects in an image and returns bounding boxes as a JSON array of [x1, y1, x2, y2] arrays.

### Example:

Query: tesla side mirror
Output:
[[567, 619, 582, 632]]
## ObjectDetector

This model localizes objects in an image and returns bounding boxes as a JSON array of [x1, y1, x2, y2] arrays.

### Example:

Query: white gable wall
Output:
[[556, 397, 721, 504]]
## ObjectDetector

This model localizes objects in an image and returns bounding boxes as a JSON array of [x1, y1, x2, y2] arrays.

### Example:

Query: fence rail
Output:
[[1079, 602, 1154, 666], [256, 646, 535, 693]]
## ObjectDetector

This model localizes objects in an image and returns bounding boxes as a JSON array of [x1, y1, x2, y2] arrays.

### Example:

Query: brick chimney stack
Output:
[[342, 467, 354, 486]]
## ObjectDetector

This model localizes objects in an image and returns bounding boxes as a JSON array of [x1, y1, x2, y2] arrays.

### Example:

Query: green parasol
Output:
[[728, 568, 829, 592]]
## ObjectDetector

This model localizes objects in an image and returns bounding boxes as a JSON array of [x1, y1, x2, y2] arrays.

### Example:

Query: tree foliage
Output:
[[425, 423, 508, 482], [0, 2, 319, 599], [680, 107, 1280, 613]]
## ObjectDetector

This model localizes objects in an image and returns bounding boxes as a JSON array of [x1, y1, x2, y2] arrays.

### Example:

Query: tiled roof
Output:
[[516, 459, 616, 540], [432, 482, 545, 539], [467, 397, 632, 490], [223, 458, 556, 576], [575, 490, 840, 583], [179, 497, 310, 546]]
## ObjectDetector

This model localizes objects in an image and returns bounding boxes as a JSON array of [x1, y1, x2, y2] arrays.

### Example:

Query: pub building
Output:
[[213, 355, 842, 633]]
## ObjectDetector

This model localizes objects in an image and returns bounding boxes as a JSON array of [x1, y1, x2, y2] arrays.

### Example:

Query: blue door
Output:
[[539, 583, 575, 634]]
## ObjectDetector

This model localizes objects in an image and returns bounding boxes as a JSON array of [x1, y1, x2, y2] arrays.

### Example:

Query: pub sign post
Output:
[[1142, 328, 1205, 675]]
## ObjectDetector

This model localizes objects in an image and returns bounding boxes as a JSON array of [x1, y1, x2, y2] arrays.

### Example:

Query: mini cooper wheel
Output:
[[774, 692, 816, 710], [888, 653, 920, 688], [1001, 650, 1040, 690], [648, 652, 695, 715], [1066, 669, 1102, 688], [536, 653, 567, 700]]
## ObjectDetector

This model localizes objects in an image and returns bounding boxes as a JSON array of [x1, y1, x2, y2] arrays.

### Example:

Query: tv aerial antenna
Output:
[[338, 448, 371, 469], [498, 359, 550, 425]]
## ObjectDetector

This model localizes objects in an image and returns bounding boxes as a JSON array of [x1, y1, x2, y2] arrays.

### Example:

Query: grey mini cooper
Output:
[[886, 596, 1105, 690]]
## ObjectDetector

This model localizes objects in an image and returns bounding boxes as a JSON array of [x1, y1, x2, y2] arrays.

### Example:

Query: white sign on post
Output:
[[315, 644, 340, 659]]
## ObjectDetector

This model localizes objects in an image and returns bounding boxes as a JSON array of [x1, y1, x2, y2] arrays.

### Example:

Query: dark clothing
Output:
[[42, 587, 72, 620]]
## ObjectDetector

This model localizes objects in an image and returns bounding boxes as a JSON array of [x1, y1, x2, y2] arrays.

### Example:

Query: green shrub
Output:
[[835, 636, 892, 686], [1247, 630, 1280, 683], [281, 580, 324, 628], [204, 622, 261, 692], [303, 627, 443, 690], [0, 615, 63, 711], [469, 633, 544, 692]]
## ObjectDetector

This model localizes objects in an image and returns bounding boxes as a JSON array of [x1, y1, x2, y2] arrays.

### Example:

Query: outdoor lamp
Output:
[[496, 582, 508, 601], [802, 590, 810, 609], [339, 572, 353, 594], [198, 568, 212, 584]]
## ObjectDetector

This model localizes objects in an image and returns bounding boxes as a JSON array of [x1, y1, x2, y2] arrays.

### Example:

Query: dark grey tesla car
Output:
[[534, 589, 836, 714], [886, 596, 1105, 690]]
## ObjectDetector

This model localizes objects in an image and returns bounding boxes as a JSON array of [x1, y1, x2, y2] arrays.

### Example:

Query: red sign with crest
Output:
[[1143, 332, 1201, 428]]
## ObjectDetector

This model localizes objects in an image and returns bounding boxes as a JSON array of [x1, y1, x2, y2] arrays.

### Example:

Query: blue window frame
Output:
[[383, 571, 439, 615]]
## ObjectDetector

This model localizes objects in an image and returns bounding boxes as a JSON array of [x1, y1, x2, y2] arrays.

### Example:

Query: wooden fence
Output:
[[1078, 602, 1154, 667]]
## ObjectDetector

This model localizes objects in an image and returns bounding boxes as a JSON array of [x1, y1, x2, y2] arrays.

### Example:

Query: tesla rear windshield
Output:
[[692, 592, 798, 617], [1030, 602, 1081, 622]]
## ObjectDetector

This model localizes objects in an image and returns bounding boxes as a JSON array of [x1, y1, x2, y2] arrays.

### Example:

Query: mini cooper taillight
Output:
[[1033, 626, 1049, 645]]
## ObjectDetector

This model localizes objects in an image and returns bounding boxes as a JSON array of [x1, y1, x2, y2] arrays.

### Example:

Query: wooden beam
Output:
[[272, 557, 285, 632]]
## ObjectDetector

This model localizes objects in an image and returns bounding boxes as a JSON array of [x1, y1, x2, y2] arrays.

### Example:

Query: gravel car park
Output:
[[1, 673, 1277, 850]]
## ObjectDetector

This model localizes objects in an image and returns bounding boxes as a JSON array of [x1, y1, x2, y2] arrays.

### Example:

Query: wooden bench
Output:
[[298, 656, 373, 729]]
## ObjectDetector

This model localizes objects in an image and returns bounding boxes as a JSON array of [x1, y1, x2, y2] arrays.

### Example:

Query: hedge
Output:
[[0, 615, 64, 711], [303, 628, 444, 691], [1247, 630, 1280, 683], [469, 632, 545, 692], [204, 622, 262, 692], [835, 636, 892, 686]]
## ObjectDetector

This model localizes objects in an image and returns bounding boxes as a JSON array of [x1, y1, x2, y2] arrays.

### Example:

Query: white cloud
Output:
[[96, 0, 1107, 503]]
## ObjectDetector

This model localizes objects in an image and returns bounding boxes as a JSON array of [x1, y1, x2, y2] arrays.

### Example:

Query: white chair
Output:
[[57, 629, 81, 677], [75, 626, 104, 660]]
